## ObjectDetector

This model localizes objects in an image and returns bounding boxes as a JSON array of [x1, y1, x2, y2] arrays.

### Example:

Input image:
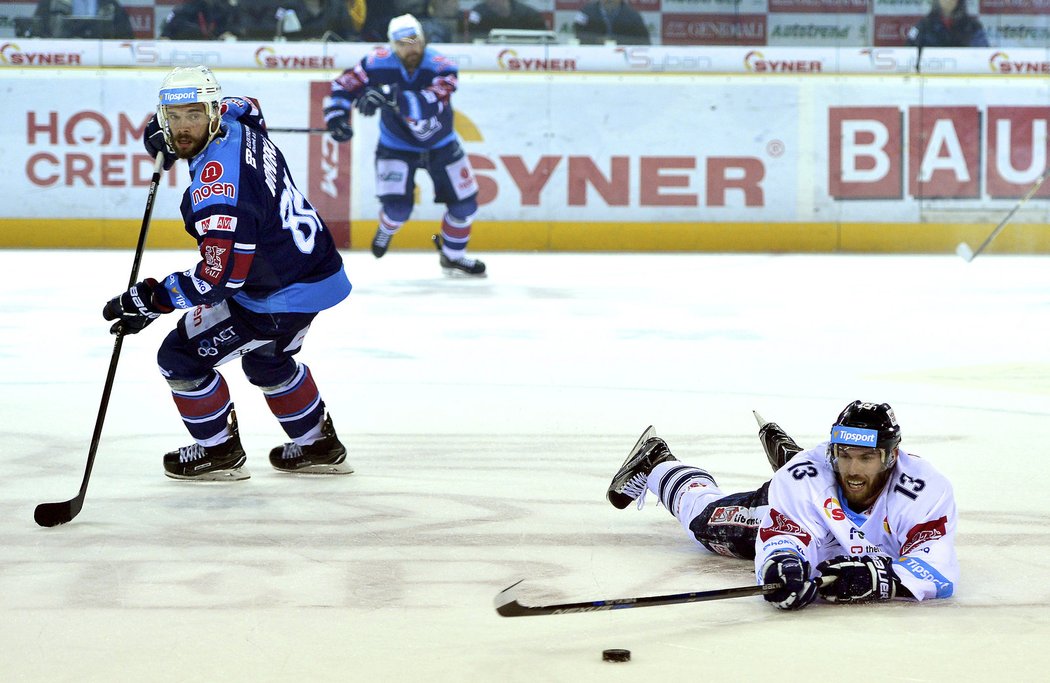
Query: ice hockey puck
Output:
[[602, 649, 631, 662]]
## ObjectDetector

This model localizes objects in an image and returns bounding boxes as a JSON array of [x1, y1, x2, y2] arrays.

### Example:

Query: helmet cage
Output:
[[156, 66, 223, 151]]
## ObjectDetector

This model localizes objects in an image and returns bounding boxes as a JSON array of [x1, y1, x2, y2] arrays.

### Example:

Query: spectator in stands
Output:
[[907, 0, 989, 47], [356, 0, 396, 40], [574, 0, 650, 45], [291, 0, 365, 40], [160, 0, 243, 41], [466, 0, 547, 41], [421, 0, 464, 43], [30, 0, 134, 39], [238, 1, 360, 41]]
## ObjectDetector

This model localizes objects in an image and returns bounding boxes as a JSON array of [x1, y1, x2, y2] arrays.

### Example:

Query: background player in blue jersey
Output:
[[324, 13, 486, 277], [103, 65, 353, 481]]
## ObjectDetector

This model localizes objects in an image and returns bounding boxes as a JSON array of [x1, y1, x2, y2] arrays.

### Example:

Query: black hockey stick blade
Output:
[[494, 580, 781, 617], [34, 496, 84, 528]]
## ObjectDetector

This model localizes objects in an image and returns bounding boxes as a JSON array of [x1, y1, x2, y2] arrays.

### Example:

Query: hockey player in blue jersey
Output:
[[103, 65, 353, 481], [324, 13, 486, 276]]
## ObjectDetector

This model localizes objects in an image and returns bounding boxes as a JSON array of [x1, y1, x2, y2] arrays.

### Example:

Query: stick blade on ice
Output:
[[494, 580, 527, 617], [955, 242, 975, 262], [34, 498, 82, 528]]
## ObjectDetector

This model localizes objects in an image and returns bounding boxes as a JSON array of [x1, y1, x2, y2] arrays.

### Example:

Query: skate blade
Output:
[[272, 461, 355, 475], [440, 266, 487, 279], [164, 466, 251, 482]]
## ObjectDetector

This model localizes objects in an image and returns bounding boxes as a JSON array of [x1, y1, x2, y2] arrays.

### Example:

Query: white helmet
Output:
[[156, 65, 223, 149], [388, 13, 424, 44]]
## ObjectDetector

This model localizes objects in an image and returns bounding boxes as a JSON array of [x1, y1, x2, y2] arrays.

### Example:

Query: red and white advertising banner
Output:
[[3, 68, 1050, 237], [3, 39, 1050, 74]]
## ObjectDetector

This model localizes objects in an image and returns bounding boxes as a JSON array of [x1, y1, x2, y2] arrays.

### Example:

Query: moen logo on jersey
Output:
[[194, 214, 238, 236], [900, 516, 948, 555], [200, 161, 224, 184], [831, 426, 878, 446], [192, 182, 236, 205], [758, 509, 812, 545]]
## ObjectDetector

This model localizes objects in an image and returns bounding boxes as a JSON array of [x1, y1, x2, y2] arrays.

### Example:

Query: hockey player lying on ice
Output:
[[607, 400, 957, 610]]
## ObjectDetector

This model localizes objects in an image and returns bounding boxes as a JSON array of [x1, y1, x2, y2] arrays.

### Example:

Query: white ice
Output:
[[2, 249, 1048, 682]]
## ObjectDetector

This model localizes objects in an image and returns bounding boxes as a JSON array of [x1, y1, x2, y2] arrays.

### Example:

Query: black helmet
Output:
[[828, 400, 901, 470]]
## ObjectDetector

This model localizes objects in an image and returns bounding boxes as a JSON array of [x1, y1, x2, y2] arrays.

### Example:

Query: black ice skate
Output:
[[754, 411, 803, 472], [432, 234, 486, 277], [372, 226, 393, 258], [269, 413, 353, 474], [606, 426, 678, 509], [163, 411, 249, 481]]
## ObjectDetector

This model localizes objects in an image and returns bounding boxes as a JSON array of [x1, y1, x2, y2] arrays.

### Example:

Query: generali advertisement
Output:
[[1, 67, 1049, 251]]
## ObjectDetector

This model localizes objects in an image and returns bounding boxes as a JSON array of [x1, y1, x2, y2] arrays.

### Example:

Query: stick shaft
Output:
[[970, 169, 1049, 259], [267, 127, 328, 134], [495, 581, 780, 617], [34, 154, 165, 527]]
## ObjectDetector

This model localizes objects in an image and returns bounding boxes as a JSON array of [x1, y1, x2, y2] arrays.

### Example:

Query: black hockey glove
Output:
[[816, 555, 897, 603], [324, 108, 353, 142], [143, 114, 177, 171], [102, 278, 170, 335], [761, 552, 818, 610], [355, 86, 398, 117]]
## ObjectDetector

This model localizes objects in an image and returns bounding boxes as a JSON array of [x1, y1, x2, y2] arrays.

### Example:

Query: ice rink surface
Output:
[[2, 249, 1049, 682]]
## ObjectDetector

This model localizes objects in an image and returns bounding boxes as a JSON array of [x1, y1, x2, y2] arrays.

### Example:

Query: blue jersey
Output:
[[156, 97, 351, 315], [329, 46, 460, 152]]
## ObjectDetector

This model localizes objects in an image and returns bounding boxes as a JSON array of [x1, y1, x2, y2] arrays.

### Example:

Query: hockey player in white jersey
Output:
[[607, 401, 958, 610]]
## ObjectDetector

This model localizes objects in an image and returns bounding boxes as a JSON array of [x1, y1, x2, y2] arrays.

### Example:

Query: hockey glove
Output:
[[816, 555, 896, 603], [761, 552, 818, 610], [355, 86, 398, 117], [143, 114, 177, 171], [324, 108, 353, 142], [102, 278, 170, 335]]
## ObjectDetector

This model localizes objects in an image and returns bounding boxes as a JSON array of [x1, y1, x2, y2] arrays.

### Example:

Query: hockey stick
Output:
[[34, 154, 165, 528], [267, 127, 328, 134], [956, 168, 1049, 262], [494, 579, 829, 617]]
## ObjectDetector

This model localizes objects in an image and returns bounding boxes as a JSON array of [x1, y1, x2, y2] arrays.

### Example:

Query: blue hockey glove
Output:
[[816, 555, 896, 603], [102, 278, 170, 335], [324, 108, 353, 142], [143, 114, 177, 171], [355, 86, 398, 117], [761, 552, 818, 610]]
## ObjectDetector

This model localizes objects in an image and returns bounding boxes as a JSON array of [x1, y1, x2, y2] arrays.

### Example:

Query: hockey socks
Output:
[[262, 363, 326, 445], [169, 371, 234, 446], [438, 211, 472, 255], [648, 461, 721, 530]]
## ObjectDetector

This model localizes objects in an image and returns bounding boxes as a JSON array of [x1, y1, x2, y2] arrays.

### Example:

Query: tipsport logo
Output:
[[830, 426, 878, 446], [160, 87, 199, 104]]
